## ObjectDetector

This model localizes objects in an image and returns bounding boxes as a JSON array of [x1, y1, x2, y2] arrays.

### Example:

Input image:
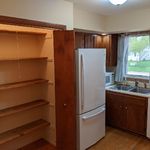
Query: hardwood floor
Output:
[[19, 139, 55, 150], [88, 127, 150, 150]]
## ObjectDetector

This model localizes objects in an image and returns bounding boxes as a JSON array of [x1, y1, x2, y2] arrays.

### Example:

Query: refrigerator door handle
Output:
[[81, 54, 84, 110], [82, 108, 105, 120]]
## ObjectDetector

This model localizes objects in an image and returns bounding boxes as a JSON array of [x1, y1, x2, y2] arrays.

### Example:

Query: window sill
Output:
[[125, 74, 150, 82]]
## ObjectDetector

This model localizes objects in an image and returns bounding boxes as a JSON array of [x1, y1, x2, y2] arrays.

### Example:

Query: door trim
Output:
[[0, 15, 66, 30]]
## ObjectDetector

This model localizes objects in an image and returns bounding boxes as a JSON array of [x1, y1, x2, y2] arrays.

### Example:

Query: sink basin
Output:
[[109, 84, 150, 95], [110, 85, 134, 91], [129, 87, 150, 94]]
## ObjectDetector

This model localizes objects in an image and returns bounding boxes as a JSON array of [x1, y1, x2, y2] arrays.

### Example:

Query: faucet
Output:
[[149, 72, 150, 84], [135, 80, 139, 87]]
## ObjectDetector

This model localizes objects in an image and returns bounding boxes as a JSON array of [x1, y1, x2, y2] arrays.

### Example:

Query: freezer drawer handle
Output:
[[82, 108, 105, 120]]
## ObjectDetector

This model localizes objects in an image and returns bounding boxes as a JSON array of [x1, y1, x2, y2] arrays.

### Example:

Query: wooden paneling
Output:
[[84, 33, 95, 48], [106, 91, 148, 136], [54, 30, 76, 150], [75, 32, 84, 49]]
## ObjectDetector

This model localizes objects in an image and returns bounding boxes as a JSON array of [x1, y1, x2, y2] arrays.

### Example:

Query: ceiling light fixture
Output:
[[109, 0, 127, 5]]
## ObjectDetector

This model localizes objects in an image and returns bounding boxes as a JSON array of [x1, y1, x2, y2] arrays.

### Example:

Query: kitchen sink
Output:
[[109, 84, 150, 95], [129, 87, 150, 94], [110, 85, 134, 91]]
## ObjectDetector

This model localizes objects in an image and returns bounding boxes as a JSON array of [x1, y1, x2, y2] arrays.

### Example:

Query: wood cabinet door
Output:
[[109, 35, 118, 66], [75, 32, 85, 49], [106, 92, 126, 129], [125, 96, 148, 135], [101, 35, 110, 66], [84, 33, 95, 48], [54, 30, 76, 150]]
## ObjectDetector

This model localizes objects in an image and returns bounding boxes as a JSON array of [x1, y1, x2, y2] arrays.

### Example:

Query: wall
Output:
[[105, 8, 150, 33], [74, 6, 105, 32], [0, 0, 73, 29]]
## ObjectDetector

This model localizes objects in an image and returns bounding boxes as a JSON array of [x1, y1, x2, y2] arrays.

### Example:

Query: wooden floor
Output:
[[19, 139, 55, 150], [88, 127, 150, 150]]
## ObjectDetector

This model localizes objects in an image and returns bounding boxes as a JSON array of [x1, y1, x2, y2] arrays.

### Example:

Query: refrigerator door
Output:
[[77, 105, 105, 150], [76, 48, 106, 114]]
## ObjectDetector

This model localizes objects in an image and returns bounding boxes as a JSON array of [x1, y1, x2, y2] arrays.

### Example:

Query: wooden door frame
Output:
[[0, 15, 67, 149], [0, 15, 66, 30]]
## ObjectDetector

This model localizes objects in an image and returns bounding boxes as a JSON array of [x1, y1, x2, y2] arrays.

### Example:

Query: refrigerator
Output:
[[76, 48, 106, 150]]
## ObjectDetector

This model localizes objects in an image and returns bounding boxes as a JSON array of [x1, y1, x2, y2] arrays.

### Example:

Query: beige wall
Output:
[[105, 8, 150, 33], [1, 0, 150, 33], [0, 0, 73, 29], [74, 6, 105, 32]]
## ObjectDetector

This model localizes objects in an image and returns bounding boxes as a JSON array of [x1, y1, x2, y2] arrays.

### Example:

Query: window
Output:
[[127, 35, 150, 77]]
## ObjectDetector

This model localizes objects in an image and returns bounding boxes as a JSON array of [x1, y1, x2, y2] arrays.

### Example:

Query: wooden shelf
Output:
[[0, 57, 48, 62], [0, 100, 49, 118], [19, 139, 56, 150], [0, 79, 49, 90], [0, 24, 48, 35], [0, 119, 50, 145]]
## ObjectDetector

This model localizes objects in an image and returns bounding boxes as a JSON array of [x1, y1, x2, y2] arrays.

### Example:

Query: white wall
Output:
[[0, 0, 73, 29], [105, 8, 150, 33], [74, 6, 105, 32]]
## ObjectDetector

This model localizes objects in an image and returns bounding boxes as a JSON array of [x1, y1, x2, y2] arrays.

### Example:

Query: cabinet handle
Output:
[[63, 103, 67, 107], [125, 107, 128, 110]]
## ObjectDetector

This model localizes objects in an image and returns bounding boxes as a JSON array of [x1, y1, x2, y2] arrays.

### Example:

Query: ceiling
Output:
[[67, 0, 150, 15]]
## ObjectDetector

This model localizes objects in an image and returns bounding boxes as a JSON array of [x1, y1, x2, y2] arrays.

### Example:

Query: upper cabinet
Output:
[[75, 32, 95, 49], [75, 31, 118, 67], [75, 32, 85, 49], [94, 34, 118, 67]]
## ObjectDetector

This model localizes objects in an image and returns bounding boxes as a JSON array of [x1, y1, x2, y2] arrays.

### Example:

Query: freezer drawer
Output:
[[77, 105, 105, 150]]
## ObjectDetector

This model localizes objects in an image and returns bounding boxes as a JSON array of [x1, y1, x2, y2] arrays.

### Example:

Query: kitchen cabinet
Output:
[[84, 33, 95, 48], [95, 35, 118, 66], [106, 91, 148, 136], [75, 32, 95, 49], [75, 31, 118, 67], [75, 32, 84, 49]]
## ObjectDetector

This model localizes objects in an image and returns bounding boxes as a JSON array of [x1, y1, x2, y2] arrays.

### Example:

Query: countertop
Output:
[[106, 85, 150, 98]]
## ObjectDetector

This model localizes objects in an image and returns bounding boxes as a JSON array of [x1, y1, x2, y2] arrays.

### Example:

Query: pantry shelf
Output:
[[0, 79, 49, 90], [0, 119, 50, 145], [0, 57, 48, 62], [19, 138, 56, 150], [0, 100, 49, 118]]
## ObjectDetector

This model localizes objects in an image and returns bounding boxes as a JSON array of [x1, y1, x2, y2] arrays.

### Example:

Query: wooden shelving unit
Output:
[[19, 139, 56, 150], [0, 23, 55, 149], [0, 100, 49, 118], [0, 79, 49, 90], [0, 24, 48, 35], [0, 119, 50, 145], [0, 57, 48, 62]]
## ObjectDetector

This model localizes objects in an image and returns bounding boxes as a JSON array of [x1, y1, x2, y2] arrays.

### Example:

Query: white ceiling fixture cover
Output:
[[109, 0, 127, 5]]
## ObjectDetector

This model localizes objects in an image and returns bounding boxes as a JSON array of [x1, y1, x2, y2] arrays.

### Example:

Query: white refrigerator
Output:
[[76, 48, 106, 150]]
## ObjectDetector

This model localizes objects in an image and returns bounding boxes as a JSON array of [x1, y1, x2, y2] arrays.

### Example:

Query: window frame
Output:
[[126, 34, 150, 79]]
